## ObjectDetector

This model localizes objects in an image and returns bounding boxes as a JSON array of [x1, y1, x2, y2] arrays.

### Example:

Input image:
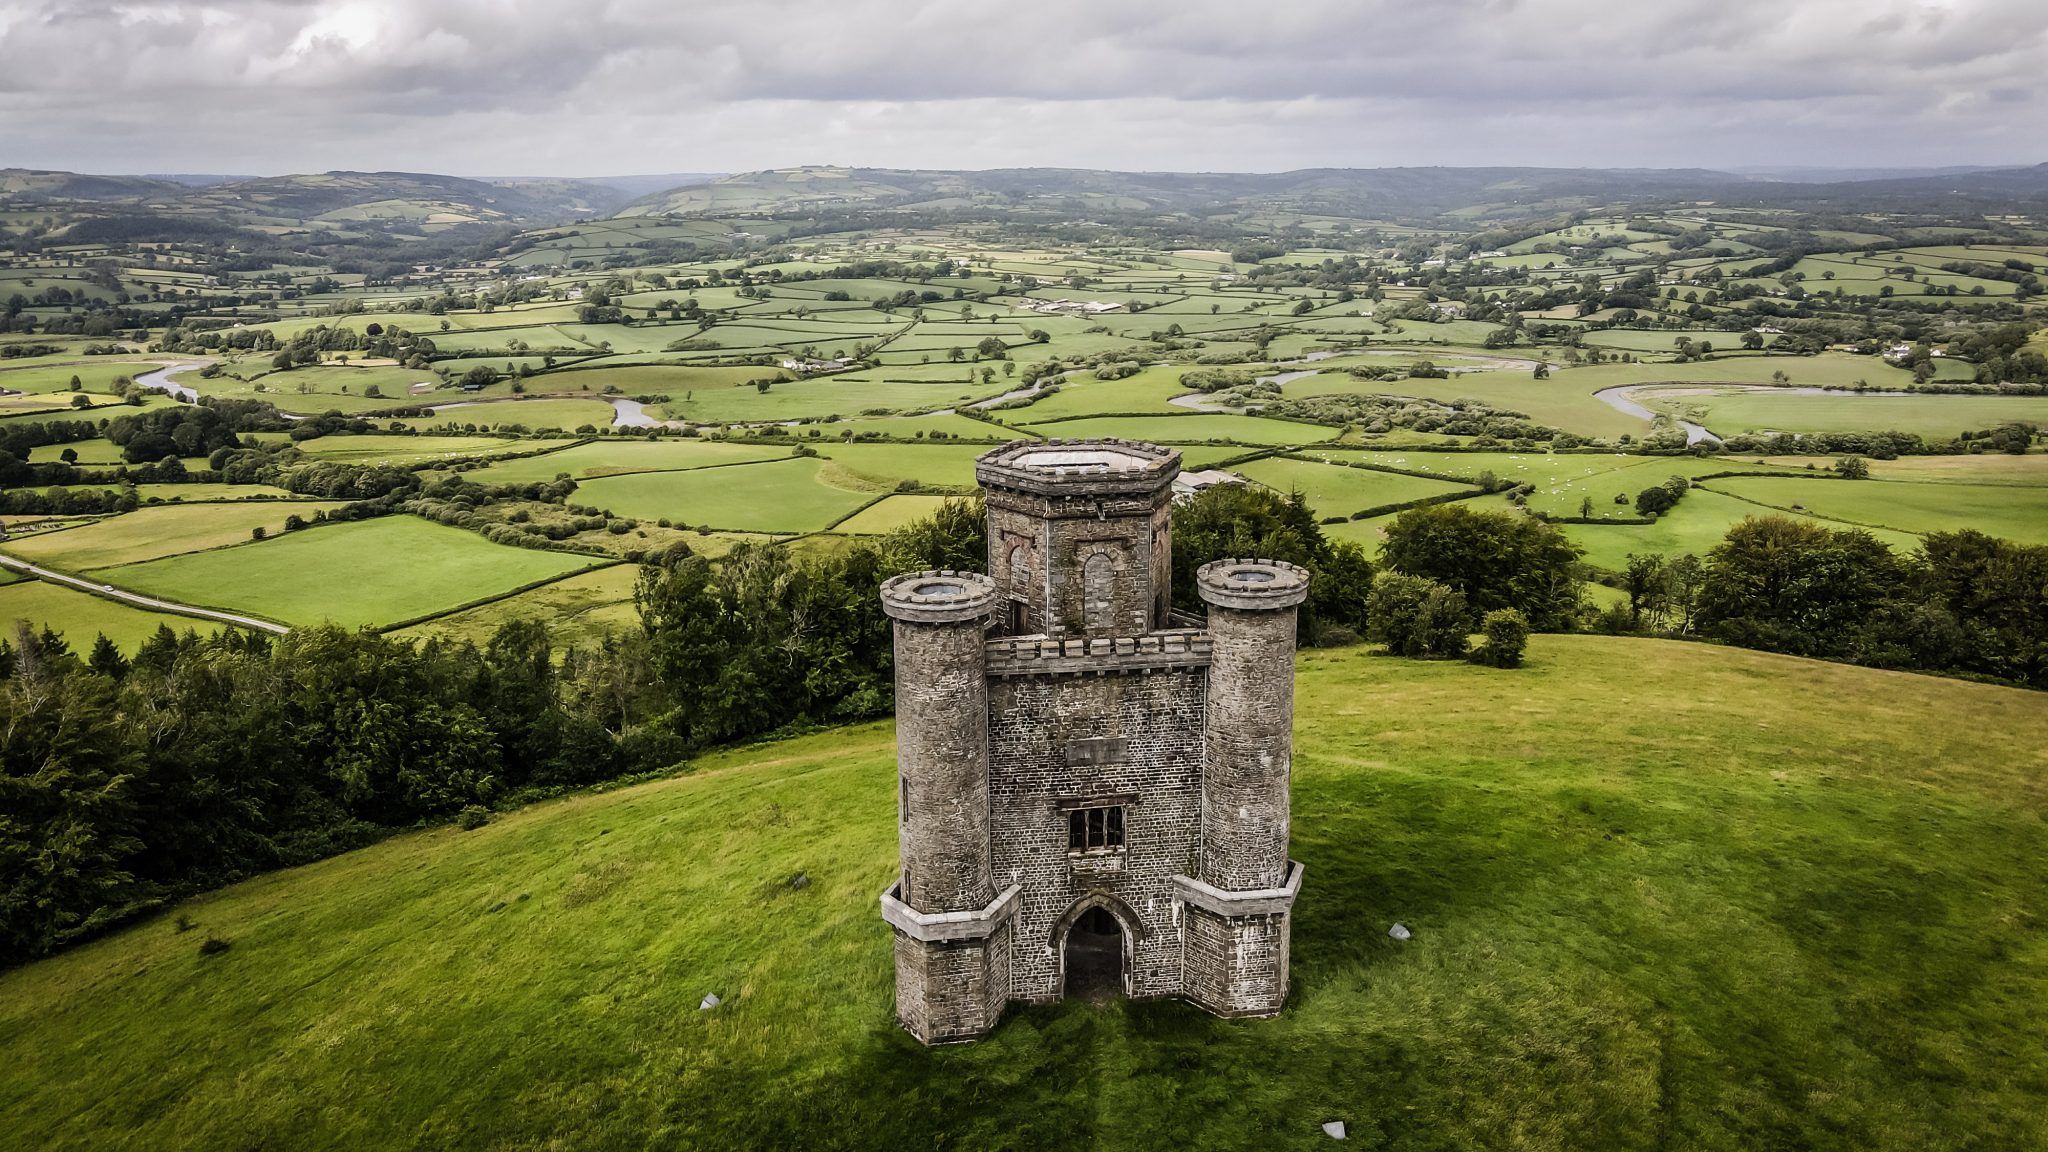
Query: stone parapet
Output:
[[976, 438, 1180, 500], [985, 629, 1212, 677], [1172, 860, 1304, 918], [880, 570, 1000, 624], [1195, 558, 1310, 612], [881, 883, 1022, 944]]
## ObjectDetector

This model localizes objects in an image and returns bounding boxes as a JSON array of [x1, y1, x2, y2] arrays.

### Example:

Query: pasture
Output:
[[570, 457, 875, 533], [0, 579, 225, 651], [2, 503, 349, 571], [3, 637, 2042, 1150], [101, 517, 597, 629]]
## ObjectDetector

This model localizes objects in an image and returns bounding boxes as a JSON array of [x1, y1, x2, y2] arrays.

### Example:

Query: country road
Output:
[[0, 552, 289, 635]]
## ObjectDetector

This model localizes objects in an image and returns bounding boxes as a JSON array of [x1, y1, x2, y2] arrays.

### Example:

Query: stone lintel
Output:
[[1172, 860, 1304, 918], [880, 882, 1022, 943]]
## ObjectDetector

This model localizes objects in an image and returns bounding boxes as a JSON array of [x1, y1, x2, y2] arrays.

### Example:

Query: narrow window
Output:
[[1067, 805, 1126, 852], [1083, 552, 1114, 631]]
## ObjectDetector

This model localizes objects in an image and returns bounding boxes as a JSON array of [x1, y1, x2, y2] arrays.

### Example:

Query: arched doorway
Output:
[[1062, 905, 1127, 1002]]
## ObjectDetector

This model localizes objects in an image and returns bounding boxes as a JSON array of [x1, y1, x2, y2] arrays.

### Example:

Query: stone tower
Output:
[[878, 438, 1307, 1044]]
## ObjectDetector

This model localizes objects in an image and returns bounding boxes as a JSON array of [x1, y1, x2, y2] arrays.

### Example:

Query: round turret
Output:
[[880, 570, 1000, 624], [1195, 559, 1310, 612], [880, 570, 998, 916], [1196, 558, 1308, 892]]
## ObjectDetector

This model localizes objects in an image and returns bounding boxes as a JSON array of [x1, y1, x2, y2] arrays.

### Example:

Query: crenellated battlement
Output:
[[984, 629, 1213, 677]]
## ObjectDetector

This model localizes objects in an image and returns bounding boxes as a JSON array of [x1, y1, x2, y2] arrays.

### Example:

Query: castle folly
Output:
[[877, 438, 1307, 1044]]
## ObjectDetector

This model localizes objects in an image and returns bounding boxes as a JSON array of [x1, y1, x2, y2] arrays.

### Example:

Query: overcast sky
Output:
[[0, 0, 2042, 177]]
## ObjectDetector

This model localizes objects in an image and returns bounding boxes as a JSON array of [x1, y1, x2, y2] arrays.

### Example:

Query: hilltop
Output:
[[2, 636, 2042, 1151]]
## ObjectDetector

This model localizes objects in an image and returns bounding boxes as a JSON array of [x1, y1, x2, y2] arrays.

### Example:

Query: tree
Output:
[[1171, 484, 1373, 645], [1366, 573, 1470, 658], [1379, 504, 1582, 630], [1469, 609, 1529, 668], [86, 635, 129, 680], [1697, 517, 1908, 660], [1835, 456, 1870, 479], [0, 642, 144, 963], [1622, 553, 1668, 629]]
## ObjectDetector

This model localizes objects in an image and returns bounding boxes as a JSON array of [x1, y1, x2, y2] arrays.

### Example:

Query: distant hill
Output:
[[0, 169, 628, 233], [0, 168, 188, 203], [622, 164, 1757, 217]]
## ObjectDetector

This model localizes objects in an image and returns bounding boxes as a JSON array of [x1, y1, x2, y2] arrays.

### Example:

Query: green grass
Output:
[[1653, 390, 2048, 440], [816, 443, 992, 492], [1233, 456, 1475, 516], [1018, 413, 1338, 445], [828, 494, 962, 534], [3, 636, 2043, 1149], [463, 440, 795, 485], [3, 503, 349, 571], [1703, 476, 2048, 545], [661, 378, 1005, 424], [405, 397, 619, 432], [395, 563, 640, 649], [101, 517, 595, 628], [0, 580, 225, 650], [291, 435, 527, 465], [1559, 489, 1922, 571], [572, 457, 873, 533]]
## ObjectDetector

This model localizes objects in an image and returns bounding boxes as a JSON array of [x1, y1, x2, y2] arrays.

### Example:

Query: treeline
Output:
[[0, 502, 986, 967], [1690, 520, 2048, 686]]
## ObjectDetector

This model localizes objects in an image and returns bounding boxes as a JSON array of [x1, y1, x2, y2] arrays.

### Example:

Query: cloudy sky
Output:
[[0, 0, 2042, 177]]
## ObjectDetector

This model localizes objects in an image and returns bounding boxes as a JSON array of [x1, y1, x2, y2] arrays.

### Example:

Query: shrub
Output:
[[1470, 609, 1529, 668], [198, 936, 231, 956], [1366, 572, 1471, 658], [456, 804, 491, 831]]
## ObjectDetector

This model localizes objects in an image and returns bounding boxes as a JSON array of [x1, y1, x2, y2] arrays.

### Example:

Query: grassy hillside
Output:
[[2, 636, 2043, 1150]]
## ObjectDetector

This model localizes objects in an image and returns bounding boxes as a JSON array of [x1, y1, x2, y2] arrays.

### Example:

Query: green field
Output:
[[3, 636, 2042, 1149], [407, 397, 620, 432], [292, 435, 527, 465], [571, 457, 873, 532], [1647, 389, 2048, 440], [2, 503, 349, 571], [463, 439, 794, 485], [1234, 455, 1476, 516], [396, 562, 639, 649], [1703, 476, 2048, 545], [828, 494, 961, 534], [1018, 413, 1339, 445], [101, 517, 596, 628], [1558, 488, 1922, 571], [0, 580, 225, 650]]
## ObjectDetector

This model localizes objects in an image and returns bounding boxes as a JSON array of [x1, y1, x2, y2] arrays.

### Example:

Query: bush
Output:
[[456, 804, 491, 831], [198, 936, 231, 956], [1366, 572, 1471, 658], [1470, 609, 1529, 668]]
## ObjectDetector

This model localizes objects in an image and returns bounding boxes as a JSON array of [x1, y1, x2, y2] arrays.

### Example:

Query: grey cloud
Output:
[[0, 0, 2041, 174]]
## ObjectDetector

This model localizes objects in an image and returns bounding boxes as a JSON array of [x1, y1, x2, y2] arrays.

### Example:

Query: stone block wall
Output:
[[893, 924, 1012, 1043], [987, 665, 1206, 1001], [1180, 906, 1290, 1018]]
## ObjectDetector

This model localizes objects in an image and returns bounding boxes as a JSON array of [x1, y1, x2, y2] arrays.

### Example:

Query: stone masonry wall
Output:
[[1180, 905, 1290, 1018], [987, 665, 1206, 1001], [1199, 603, 1298, 892], [893, 617, 993, 913], [893, 928, 1010, 1043]]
